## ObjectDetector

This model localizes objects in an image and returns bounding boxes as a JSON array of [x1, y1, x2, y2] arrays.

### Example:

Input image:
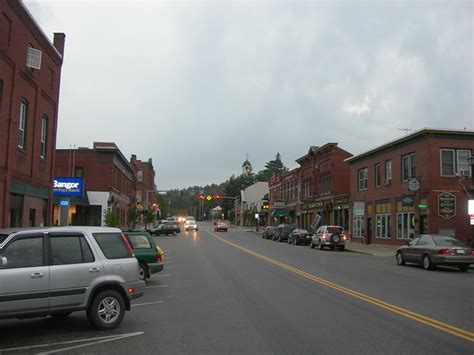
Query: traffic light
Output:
[[198, 194, 205, 200], [206, 195, 212, 201], [215, 193, 221, 200]]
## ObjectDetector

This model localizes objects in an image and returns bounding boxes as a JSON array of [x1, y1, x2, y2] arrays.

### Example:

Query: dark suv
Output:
[[274, 224, 297, 242]]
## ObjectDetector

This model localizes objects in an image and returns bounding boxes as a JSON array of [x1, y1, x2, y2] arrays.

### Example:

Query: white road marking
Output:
[[145, 285, 168, 289], [162, 261, 173, 264], [0, 332, 143, 353], [131, 301, 164, 307]]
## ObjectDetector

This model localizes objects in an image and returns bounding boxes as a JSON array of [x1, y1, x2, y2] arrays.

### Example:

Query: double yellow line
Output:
[[210, 231, 474, 343]]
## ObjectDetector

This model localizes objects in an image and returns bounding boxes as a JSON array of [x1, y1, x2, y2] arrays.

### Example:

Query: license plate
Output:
[[455, 249, 465, 254]]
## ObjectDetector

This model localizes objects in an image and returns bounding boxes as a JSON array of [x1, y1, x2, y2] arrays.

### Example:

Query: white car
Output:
[[185, 220, 198, 231]]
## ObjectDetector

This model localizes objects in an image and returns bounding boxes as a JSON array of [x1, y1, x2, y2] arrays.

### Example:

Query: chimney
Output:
[[53, 33, 66, 57]]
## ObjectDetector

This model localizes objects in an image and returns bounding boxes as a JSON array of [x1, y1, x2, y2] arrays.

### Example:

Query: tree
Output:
[[103, 209, 119, 227], [144, 210, 156, 229], [127, 207, 138, 230], [256, 152, 289, 182]]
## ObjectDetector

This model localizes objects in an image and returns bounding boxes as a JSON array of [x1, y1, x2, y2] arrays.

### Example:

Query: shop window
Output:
[[358, 168, 368, 191], [401, 153, 416, 181], [376, 214, 391, 239], [397, 212, 414, 239], [74, 166, 84, 178], [352, 216, 365, 237], [385, 160, 392, 184], [375, 163, 381, 187]]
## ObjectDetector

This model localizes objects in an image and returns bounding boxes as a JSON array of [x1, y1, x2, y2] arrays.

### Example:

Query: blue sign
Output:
[[53, 177, 83, 197], [60, 200, 69, 206]]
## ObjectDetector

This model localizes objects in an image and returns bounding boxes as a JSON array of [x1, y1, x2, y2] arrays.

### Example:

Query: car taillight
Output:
[[470, 251, 474, 256], [342, 234, 347, 240], [120, 233, 135, 257], [438, 249, 450, 255], [156, 252, 162, 262]]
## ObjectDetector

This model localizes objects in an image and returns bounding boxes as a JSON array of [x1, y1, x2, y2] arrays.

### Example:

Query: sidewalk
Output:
[[344, 241, 398, 257]]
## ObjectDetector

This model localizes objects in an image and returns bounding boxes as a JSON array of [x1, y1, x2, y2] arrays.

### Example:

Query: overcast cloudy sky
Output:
[[24, 0, 473, 190]]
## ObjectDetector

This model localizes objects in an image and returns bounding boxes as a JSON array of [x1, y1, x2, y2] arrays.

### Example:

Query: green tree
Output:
[[103, 210, 119, 227], [144, 210, 156, 229], [127, 207, 139, 229], [256, 152, 288, 182]]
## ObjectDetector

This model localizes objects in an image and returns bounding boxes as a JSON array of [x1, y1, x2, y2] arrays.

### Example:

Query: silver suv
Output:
[[0, 226, 145, 330], [310, 225, 347, 251]]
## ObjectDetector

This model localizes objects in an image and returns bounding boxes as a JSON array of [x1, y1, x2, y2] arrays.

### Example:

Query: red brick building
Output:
[[269, 143, 352, 230], [0, 0, 65, 227], [346, 129, 474, 246], [130, 154, 157, 219], [295, 144, 352, 230], [54, 143, 134, 228]]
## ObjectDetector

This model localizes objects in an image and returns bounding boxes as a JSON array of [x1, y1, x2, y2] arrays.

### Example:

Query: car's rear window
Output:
[[127, 234, 152, 249], [93, 233, 133, 259], [432, 236, 465, 247], [327, 227, 343, 233]]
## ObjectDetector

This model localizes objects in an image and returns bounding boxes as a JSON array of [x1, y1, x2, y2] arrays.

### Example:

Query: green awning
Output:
[[54, 195, 90, 206], [272, 210, 293, 218]]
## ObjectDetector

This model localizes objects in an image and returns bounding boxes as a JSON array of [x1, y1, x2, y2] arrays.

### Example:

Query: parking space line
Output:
[[0, 332, 143, 353], [132, 301, 164, 307], [145, 285, 168, 289]]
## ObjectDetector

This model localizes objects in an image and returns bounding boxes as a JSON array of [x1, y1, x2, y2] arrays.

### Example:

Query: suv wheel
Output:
[[87, 289, 125, 330]]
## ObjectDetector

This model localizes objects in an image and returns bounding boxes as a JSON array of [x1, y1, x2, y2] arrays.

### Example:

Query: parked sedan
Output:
[[123, 231, 164, 281], [288, 229, 312, 245], [396, 234, 474, 271], [273, 224, 297, 242], [262, 226, 277, 239]]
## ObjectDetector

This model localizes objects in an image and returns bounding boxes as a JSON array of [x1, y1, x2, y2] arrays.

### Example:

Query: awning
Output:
[[54, 195, 90, 206], [272, 210, 294, 218]]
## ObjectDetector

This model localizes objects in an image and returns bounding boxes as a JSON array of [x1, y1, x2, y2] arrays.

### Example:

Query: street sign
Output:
[[408, 178, 420, 192], [418, 204, 428, 209]]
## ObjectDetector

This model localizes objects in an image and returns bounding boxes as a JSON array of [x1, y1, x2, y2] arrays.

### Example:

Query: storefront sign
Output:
[[438, 192, 456, 219], [308, 202, 324, 209], [334, 197, 349, 205], [402, 197, 414, 207], [408, 178, 420, 192], [273, 201, 285, 209], [53, 177, 83, 197], [353, 202, 365, 217], [59, 200, 69, 206]]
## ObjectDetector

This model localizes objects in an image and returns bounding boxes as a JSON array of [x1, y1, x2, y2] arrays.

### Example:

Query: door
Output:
[[420, 215, 428, 234], [411, 235, 428, 263], [403, 237, 421, 262], [366, 218, 372, 244], [0, 234, 49, 316], [48, 233, 104, 309]]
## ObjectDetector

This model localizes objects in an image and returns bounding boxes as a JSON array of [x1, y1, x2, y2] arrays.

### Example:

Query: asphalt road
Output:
[[0, 223, 473, 354]]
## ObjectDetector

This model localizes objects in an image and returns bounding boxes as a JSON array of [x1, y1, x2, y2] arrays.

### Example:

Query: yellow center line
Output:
[[210, 231, 474, 343]]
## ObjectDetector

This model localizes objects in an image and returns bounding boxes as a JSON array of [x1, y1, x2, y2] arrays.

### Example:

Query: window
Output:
[[3, 237, 43, 268], [18, 99, 28, 149], [320, 172, 331, 195], [74, 166, 84, 178], [26, 46, 42, 70], [352, 216, 365, 237], [417, 236, 428, 246], [440, 149, 472, 177], [127, 234, 151, 249], [136, 190, 142, 202], [401, 153, 416, 181], [376, 214, 391, 239], [397, 212, 414, 239], [358, 168, 368, 191], [93, 232, 133, 259], [137, 171, 143, 181], [375, 163, 381, 187], [50, 235, 94, 265], [385, 160, 392, 182], [40, 116, 48, 158]]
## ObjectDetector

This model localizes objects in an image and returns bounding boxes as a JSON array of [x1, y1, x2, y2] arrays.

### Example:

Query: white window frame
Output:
[[396, 212, 414, 239], [136, 191, 142, 203], [375, 163, 381, 187], [358, 168, 368, 191], [376, 214, 391, 239], [18, 100, 28, 149], [352, 216, 365, 237], [401, 153, 416, 181], [456, 149, 472, 177], [385, 160, 392, 181], [440, 149, 472, 177], [137, 170, 143, 182], [40, 116, 47, 158]]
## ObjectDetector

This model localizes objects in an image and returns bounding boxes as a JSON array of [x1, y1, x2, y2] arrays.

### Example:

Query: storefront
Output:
[[334, 196, 350, 231]]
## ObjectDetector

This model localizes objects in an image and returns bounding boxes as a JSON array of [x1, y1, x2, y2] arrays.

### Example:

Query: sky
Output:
[[24, 0, 473, 190]]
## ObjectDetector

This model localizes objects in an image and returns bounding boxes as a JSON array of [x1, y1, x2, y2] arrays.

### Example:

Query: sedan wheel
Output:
[[396, 252, 406, 266], [422, 255, 435, 270]]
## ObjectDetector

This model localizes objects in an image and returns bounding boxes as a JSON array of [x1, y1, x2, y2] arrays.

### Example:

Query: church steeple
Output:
[[242, 154, 252, 176]]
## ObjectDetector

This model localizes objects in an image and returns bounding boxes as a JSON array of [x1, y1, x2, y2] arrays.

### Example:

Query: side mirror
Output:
[[0, 256, 7, 268]]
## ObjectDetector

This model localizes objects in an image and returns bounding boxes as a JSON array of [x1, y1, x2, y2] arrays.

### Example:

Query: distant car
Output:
[[215, 220, 228, 232], [0, 226, 144, 330], [123, 231, 164, 281], [311, 225, 346, 251], [274, 224, 297, 242], [288, 229, 312, 245], [185, 220, 199, 231], [396, 234, 474, 271], [150, 223, 180, 236], [262, 226, 277, 239]]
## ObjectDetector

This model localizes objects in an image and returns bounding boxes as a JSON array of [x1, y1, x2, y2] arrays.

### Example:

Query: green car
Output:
[[123, 231, 164, 281]]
